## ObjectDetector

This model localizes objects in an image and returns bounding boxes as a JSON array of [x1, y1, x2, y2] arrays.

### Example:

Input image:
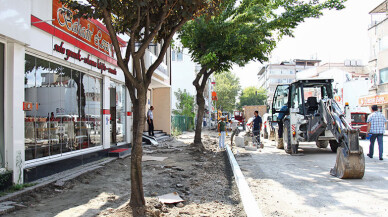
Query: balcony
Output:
[[369, 1, 388, 29]]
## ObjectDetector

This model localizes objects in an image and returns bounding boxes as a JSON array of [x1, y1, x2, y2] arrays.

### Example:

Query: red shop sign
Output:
[[52, 0, 124, 57]]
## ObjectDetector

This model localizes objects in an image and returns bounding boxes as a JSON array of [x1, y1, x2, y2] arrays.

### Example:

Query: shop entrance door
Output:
[[110, 88, 117, 144]]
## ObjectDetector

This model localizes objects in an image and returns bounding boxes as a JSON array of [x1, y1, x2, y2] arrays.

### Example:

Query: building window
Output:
[[172, 50, 176, 61], [379, 37, 388, 52], [176, 52, 183, 61], [380, 68, 388, 84], [24, 54, 102, 161]]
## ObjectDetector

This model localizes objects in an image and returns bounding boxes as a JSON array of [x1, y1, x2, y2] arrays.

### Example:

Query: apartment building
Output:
[[358, 0, 388, 119]]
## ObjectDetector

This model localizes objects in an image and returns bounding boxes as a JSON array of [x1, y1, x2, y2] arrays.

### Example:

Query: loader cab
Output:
[[272, 85, 290, 122], [298, 80, 333, 117], [272, 79, 334, 120]]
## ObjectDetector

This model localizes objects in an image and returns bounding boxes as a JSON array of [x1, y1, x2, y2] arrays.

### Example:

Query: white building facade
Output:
[[258, 59, 321, 105], [171, 47, 215, 128], [171, 48, 196, 110], [0, 0, 171, 184]]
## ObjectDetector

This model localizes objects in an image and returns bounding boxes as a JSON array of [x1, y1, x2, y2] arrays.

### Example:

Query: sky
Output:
[[233, 0, 383, 88]]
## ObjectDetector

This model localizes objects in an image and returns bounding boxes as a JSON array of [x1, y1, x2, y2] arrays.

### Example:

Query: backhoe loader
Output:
[[272, 79, 365, 179]]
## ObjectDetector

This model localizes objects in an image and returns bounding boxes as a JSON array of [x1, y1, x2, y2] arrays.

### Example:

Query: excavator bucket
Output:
[[330, 146, 365, 179]]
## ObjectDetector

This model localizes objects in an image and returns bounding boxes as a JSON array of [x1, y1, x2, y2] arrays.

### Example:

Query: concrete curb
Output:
[[225, 144, 262, 217]]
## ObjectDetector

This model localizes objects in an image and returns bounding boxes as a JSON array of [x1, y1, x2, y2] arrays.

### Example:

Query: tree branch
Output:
[[133, 56, 142, 82], [140, 53, 146, 82], [200, 69, 214, 90], [130, 5, 141, 33], [136, 7, 168, 56], [145, 7, 150, 39], [124, 42, 131, 66], [145, 18, 187, 85], [193, 66, 207, 90], [102, 8, 138, 89]]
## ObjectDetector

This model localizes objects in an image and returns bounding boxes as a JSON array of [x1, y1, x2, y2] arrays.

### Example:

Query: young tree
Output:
[[60, 0, 221, 214], [214, 71, 241, 113], [239, 86, 267, 108], [173, 89, 195, 118], [179, 0, 345, 148]]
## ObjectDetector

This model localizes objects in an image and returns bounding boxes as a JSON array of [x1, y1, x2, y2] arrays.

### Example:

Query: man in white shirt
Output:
[[147, 106, 154, 136]]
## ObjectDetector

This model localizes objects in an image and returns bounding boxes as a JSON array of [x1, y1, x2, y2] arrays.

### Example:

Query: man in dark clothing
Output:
[[252, 111, 262, 131], [251, 111, 262, 144]]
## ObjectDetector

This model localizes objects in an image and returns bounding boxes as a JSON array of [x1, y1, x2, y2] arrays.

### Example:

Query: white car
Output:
[[261, 113, 276, 140]]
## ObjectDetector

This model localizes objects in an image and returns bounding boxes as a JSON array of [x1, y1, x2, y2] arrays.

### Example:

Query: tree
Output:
[[214, 71, 240, 113], [60, 0, 221, 214], [239, 86, 267, 108], [173, 89, 195, 118], [179, 0, 345, 148]]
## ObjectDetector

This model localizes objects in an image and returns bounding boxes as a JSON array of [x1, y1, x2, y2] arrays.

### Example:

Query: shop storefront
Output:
[[0, 0, 173, 185], [358, 94, 388, 129], [0, 0, 134, 184], [24, 54, 103, 161]]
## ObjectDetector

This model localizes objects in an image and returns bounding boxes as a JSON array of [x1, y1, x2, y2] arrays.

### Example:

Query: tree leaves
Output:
[[214, 71, 241, 112], [178, 0, 346, 73], [239, 86, 267, 108], [173, 89, 195, 118]]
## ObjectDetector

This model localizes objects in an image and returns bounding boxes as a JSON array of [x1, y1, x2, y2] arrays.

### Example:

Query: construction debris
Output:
[[158, 192, 184, 204], [142, 155, 168, 162]]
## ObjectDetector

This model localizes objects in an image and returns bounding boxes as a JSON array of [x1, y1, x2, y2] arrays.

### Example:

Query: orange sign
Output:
[[23, 102, 33, 111], [358, 94, 388, 106], [52, 1, 114, 56]]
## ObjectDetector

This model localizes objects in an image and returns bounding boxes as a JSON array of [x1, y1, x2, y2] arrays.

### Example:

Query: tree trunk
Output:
[[194, 88, 205, 151], [193, 67, 212, 151], [129, 87, 147, 215]]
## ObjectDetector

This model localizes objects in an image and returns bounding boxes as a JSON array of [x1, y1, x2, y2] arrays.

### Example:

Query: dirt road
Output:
[[7, 130, 244, 217], [235, 137, 388, 217]]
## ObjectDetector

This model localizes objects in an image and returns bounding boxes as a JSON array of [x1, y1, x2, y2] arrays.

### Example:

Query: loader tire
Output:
[[275, 127, 284, 149], [316, 140, 329, 148], [283, 120, 292, 154], [329, 140, 339, 153], [264, 129, 268, 139]]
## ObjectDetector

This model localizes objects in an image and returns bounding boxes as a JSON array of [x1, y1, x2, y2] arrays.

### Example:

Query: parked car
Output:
[[261, 113, 276, 140], [351, 112, 369, 139]]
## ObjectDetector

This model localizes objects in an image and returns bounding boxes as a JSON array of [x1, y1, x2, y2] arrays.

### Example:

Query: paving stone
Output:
[[0, 205, 15, 215]]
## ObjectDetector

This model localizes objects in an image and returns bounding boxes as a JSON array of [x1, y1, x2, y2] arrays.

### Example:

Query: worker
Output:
[[277, 105, 288, 138], [230, 120, 241, 149], [218, 116, 226, 150], [250, 111, 262, 145]]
